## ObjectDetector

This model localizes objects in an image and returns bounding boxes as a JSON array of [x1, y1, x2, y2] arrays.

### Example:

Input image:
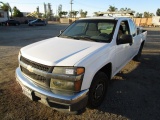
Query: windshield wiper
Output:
[[74, 36, 97, 42], [60, 35, 94, 41], [60, 35, 108, 43], [60, 35, 80, 40]]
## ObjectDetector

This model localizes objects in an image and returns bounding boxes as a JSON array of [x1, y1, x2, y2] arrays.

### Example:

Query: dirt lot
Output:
[[0, 25, 160, 120]]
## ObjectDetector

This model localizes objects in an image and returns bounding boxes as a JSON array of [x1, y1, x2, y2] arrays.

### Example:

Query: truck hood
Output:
[[21, 37, 107, 66]]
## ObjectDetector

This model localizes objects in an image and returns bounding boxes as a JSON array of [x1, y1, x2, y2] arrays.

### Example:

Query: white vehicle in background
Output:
[[16, 17, 147, 114], [152, 16, 160, 27], [0, 9, 8, 25]]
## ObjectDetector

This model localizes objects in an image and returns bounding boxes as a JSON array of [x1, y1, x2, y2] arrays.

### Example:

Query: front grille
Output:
[[21, 66, 46, 83], [20, 56, 50, 72], [20, 56, 52, 86]]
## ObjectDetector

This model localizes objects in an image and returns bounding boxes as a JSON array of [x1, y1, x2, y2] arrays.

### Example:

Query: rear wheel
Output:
[[133, 42, 144, 62], [88, 72, 108, 108]]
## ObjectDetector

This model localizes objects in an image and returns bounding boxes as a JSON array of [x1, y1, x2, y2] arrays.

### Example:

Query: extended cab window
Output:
[[59, 19, 117, 43], [129, 19, 137, 37], [98, 22, 114, 34], [117, 21, 130, 39]]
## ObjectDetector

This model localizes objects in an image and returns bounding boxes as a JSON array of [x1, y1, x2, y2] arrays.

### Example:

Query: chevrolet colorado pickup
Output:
[[16, 17, 147, 114]]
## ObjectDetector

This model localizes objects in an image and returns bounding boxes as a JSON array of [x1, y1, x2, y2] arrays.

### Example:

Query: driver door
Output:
[[114, 20, 132, 71]]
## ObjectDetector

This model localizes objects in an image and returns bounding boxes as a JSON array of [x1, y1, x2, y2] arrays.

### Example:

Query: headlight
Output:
[[51, 79, 82, 91], [50, 67, 85, 92], [53, 67, 85, 75]]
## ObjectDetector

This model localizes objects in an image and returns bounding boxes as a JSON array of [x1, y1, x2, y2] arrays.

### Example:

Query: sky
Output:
[[1, 0, 160, 16]]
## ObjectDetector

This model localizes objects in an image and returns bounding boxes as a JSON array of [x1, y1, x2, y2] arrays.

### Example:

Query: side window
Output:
[[129, 20, 137, 37], [117, 21, 130, 39], [0, 12, 4, 18]]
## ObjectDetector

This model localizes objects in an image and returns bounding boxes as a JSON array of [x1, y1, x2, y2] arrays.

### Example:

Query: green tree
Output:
[[59, 11, 68, 18], [58, 11, 62, 18], [9, 5, 12, 18], [107, 5, 118, 12], [62, 11, 68, 17], [135, 12, 143, 18], [70, 11, 79, 18], [79, 9, 87, 18], [120, 7, 131, 12], [143, 12, 154, 18], [13, 6, 23, 17], [0, 2, 11, 20], [156, 8, 160, 16], [144, 12, 150, 18], [120, 7, 135, 15], [150, 13, 155, 17], [94, 12, 99, 16], [47, 11, 52, 20]]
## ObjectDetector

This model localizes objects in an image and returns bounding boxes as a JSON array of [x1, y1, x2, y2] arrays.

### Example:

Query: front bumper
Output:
[[15, 68, 88, 113]]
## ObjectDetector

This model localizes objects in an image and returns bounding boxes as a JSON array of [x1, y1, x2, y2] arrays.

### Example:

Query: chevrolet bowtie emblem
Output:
[[27, 65, 33, 73]]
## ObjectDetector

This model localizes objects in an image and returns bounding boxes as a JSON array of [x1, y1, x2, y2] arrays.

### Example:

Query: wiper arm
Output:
[[76, 36, 97, 41], [60, 35, 80, 40], [60, 35, 93, 41], [59, 35, 107, 42]]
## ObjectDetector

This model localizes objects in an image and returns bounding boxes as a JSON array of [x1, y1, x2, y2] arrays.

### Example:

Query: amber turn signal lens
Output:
[[74, 80, 82, 91], [76, 68, 85, 75]]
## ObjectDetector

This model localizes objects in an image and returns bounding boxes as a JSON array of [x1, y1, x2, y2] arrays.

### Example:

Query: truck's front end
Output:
[[16, 52, 88, 113]]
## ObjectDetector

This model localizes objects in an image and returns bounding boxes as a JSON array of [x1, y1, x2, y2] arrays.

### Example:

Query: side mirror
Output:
[[60, 30, 64, 34], [137, 28, 140, 34], [142, 30, 146, 33], [117, 34, 133, 45]]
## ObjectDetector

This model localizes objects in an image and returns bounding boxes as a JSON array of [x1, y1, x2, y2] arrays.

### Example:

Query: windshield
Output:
[[59, 19, 117, 43]]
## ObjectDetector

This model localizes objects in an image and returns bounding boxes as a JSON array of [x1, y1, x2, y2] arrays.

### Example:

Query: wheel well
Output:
[[141, 41, 145, 46], [99, 63, 112, 80]]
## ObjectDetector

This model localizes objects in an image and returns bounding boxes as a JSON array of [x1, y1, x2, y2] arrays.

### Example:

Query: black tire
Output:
[[2, 23, 5, 26], [88, 72, 108, 108], [133, 42, 144, 62]]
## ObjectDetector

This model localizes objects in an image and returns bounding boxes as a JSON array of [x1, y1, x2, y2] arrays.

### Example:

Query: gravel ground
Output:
[[0, 24, 160, 120]]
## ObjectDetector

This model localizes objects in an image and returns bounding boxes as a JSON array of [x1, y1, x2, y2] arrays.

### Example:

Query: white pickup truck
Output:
[[16, 17, 147, 114]]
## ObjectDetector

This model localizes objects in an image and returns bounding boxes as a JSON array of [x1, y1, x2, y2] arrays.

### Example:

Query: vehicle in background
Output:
[[152, 16, 160, 27], [0, 9, 8, 26], [2, 19, 20, 26], [24, 19, 35, 24], [28, 19, 46, 26]]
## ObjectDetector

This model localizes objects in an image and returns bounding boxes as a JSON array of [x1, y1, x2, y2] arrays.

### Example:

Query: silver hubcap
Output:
[[94, 84, 104, 99]]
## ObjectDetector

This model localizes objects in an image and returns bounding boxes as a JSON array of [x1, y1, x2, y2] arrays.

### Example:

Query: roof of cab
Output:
[[79, 16, 131, 21]]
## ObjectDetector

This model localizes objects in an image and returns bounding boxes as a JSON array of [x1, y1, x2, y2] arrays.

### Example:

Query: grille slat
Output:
[[21, 66, 46, 83], [20, 56, 50, 72]]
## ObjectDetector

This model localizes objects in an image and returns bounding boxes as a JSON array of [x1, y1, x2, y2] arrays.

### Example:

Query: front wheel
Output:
[[88, 72, 109, 108]]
